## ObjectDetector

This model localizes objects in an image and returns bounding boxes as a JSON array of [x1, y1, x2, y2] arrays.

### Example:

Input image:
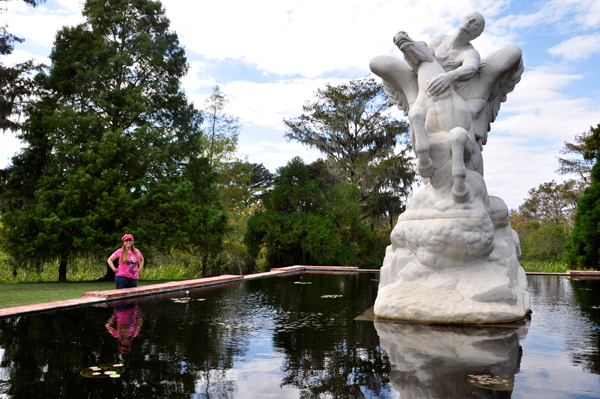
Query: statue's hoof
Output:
[[419, 165, 434, 178], [452, 185, 469, 203], [418, 156, 432, 171]]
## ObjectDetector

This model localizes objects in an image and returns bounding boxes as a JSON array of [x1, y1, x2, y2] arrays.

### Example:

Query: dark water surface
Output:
[[0, 273, 598, 398]]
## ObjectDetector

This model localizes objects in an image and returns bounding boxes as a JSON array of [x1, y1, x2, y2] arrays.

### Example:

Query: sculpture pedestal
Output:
[[374, 175, 530, 323]]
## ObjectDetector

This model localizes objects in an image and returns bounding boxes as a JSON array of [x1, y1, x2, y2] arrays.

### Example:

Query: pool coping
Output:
[[0, 267, 598, 319], [0, 266, 365, 318]]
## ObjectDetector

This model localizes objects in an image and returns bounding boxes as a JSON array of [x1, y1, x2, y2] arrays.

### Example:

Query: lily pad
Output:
[[80, 364, 126, 378], [321, 294, 343, 299], [171, 297, 205, 303], [468, 374, 514, 391]]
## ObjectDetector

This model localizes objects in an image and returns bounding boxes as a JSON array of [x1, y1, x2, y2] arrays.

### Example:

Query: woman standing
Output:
[[107, 234, 144, 289]]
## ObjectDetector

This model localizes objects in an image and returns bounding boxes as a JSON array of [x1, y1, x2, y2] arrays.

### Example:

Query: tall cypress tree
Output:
[[0, 0, 227, 281]]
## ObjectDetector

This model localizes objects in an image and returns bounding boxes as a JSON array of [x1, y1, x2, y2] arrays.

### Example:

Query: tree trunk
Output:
[[101, 263, 116, 281], [58, 256, 67, 282], [201, 253, 208, 278]]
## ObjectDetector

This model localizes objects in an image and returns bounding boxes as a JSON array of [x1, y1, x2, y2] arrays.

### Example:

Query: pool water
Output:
[[0, 273, 598, 398]]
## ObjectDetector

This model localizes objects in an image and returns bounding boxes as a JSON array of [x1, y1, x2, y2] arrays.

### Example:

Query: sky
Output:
[[2, 0, 600, 209]]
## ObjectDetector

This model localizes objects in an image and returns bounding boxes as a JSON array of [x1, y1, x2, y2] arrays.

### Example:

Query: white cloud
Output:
[[224, 78, 348, 128], [161, 0, 517, 78], [180, 61, 210, 93], [549, 33, 600, 61], [4, 1, 84, 50], [480, 66, 600, 208], [239, 141, 321, 172], [0, 132, 24, 169], [2, 49, 51, 67]]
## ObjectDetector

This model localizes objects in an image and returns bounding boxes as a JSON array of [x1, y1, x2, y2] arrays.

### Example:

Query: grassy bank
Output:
[[520, 260, 572, 273], [0, 254, 206, 284], [0, 280, 170, 309]]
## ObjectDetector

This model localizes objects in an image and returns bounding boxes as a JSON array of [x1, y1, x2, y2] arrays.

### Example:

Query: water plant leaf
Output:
[[80, 364, 125, 378], [468, 374, 514, 391], [321, 294, 343, 298], [171, 297, 205, 303]]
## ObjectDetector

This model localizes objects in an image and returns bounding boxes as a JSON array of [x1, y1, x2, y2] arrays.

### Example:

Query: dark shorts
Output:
[[115, 276, 139, 289]]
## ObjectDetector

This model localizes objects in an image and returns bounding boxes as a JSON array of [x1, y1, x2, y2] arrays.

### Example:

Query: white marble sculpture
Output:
[[370, 13, 530, 323]]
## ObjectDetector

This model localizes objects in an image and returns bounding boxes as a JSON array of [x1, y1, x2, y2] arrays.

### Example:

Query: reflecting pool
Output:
[[0, 273, 598, 398]]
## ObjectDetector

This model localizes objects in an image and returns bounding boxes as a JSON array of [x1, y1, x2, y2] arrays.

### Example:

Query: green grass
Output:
[[0, 252, 205, 309], [0, 280, 171, 309], [0, 252, 205, 284], [520, 260, 571, 273]]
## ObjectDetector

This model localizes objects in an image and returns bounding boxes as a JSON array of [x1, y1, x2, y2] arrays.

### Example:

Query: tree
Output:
[[283, 77, 415, 228], [244, 157, 387, 269], [201, 85, 240, 170], [557, 124, 600, 187], [513, 180, 580, 228], [0, 0, 227, 281], [564, 124, 600, 270]]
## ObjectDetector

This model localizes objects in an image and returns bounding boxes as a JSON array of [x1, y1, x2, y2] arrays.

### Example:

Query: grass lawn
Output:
[[0, 280, 170, 309]]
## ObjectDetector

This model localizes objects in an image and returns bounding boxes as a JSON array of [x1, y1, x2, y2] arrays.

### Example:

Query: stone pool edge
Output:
[[0, 265, 370, 318]]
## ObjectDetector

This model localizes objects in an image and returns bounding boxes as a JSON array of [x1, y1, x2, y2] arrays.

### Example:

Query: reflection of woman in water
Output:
[[105, 303, 144, 354]]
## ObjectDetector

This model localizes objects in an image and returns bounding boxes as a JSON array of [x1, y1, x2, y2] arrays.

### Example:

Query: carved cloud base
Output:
[[374, 178, 531, 324]]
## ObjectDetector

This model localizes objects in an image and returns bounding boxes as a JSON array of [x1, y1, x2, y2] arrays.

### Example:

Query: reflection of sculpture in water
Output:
[[105, 303, 144, 354], [375, 320, 528, 398], [370, 13, 530, 323]]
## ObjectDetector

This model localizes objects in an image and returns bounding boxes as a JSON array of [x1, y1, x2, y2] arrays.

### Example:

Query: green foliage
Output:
[[565, 154, 600, 270], [557, 125, 599, 186], [513, 180, 579, 228], [245, 157, 387, 269], [519, 260, 570, 274], [283, 77, 415, 228], [517, 222, 569, 262], [0, 0, 227, 281]]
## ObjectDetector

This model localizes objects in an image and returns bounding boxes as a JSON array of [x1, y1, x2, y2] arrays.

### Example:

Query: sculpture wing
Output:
[[383, 79, 409, 116], [476, 50, 524, 145]]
